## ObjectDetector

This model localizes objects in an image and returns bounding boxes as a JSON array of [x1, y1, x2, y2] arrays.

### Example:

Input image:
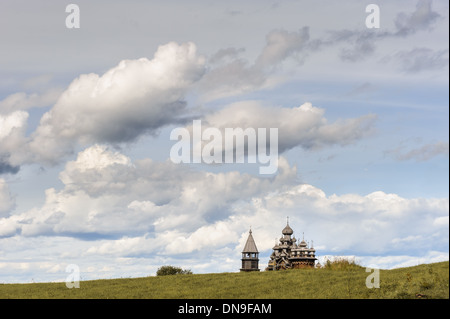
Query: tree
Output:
[[156, 265, 192, 276]]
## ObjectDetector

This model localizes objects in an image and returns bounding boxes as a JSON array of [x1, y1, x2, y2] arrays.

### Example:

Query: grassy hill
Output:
[[0, 261, 448, 299]]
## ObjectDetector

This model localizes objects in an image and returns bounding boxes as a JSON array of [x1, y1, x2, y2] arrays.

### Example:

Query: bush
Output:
[[323, 257, 363, 271], [156, 265, 193, 276]]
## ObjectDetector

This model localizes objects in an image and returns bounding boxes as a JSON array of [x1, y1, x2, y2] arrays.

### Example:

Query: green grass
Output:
[[0, 261, 448, 299]]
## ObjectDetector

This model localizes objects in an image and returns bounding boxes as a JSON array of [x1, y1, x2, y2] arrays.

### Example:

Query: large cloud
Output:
[[2, 145, 447, 255], [250, 186, 449, 255], [156, 184, 448, 258], [197, 101, 377, 154], [26, 42, 205, 164], [3, 1, 443, 169], [0, 144, 297, 238]]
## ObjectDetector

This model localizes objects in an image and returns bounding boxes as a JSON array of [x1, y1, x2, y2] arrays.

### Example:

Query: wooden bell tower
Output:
[[240, 229, 260, 272]]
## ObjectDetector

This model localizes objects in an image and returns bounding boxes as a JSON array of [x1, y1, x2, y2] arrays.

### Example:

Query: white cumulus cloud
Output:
[[199, 101, 377, 153], [27, 42, 206, 164]]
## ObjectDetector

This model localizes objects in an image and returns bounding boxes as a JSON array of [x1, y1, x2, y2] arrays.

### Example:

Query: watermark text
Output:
[[170, 120, 279, 174]]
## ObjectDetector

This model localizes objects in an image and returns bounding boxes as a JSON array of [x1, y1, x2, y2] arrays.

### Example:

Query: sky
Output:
[[0, 0, 448, 283]]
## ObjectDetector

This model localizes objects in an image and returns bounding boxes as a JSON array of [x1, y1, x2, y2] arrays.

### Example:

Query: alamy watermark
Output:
[[170, 120, 279, 174], [65, 4, 80, 29], [365, 4, 380, 29], [65, 264, 80, 288], [365, 267, 380, 288], [65, 4, 379, 30]]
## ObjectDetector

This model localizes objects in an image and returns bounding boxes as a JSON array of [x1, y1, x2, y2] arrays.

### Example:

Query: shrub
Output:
[[156, 265, 193, 276], [323, 256, 363, 271]]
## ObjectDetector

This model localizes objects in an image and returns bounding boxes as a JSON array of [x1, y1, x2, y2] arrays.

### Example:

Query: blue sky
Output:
[[0, 0, 448, 283]]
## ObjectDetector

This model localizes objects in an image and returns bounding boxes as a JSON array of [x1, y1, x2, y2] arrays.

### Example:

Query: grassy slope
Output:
[[0, 261, 448, 299]]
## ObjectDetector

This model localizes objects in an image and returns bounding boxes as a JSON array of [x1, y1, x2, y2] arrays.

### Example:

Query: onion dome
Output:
[[282, 222, 293, 235]]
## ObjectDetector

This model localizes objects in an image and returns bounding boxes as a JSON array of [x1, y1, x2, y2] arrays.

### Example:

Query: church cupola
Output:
[[282, 222, 293, 236]]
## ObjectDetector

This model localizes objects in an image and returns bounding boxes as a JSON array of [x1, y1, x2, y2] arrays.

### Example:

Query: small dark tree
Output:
[[156, 265, 192, 276]]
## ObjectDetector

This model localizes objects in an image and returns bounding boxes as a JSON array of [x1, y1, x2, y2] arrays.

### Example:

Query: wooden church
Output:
[[266, 219, 317, 270], [240, 219, 317, 272]]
